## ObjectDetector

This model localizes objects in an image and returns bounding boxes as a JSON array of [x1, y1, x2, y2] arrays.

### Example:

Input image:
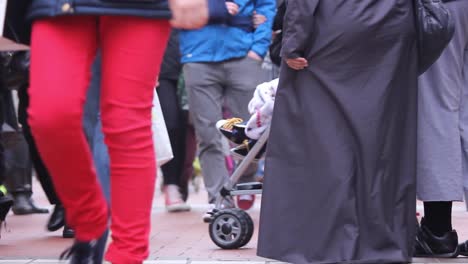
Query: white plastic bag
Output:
[[0, 0, 6, 36], [152, 90, 173, 166]]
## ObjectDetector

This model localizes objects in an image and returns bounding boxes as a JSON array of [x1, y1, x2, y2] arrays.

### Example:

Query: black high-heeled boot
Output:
[[60, 230, 108, 264]]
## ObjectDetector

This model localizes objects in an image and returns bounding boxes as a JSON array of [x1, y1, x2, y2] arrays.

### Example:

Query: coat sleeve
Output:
[[250, 0, 276, 58], [207, 0, 229, 24], [281, 0, 319, 59]]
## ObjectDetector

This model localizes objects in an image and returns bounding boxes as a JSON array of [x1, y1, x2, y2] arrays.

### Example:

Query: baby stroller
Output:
[[206, 126, 270, 250]]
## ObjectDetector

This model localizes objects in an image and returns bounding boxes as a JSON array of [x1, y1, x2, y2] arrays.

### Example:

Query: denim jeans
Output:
[[82, 52, 110, 260], [83, 52, 110, 201]]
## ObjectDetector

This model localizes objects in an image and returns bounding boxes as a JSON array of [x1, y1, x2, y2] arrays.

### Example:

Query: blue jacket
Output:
[[179, 0, 276, 63], [28, 0, 230, 22]]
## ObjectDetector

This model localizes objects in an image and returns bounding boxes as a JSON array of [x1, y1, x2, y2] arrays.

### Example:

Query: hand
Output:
[[286, 57, 308, 70], [169, 0, 209, 29], [247, 51, 263, 61], [253, 11, 267, 29], [226, 2, 239, 16]]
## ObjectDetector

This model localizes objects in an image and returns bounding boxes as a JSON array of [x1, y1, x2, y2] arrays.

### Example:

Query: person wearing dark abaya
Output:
[[257, 1, 418, 263], [415, 0, 468, 258]]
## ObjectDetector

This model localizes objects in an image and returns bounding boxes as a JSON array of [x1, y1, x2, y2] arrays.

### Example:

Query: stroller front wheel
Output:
[[209, 208, 254, 249]]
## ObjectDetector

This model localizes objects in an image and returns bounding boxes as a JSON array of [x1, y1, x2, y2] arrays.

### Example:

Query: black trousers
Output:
[[157, 78, 195, 194], [17, 86, 60, 204], [0, 93, 5, 185]]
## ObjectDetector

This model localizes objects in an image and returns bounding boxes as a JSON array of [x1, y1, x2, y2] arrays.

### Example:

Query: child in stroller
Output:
[[216, 78, 278, 162], [207, 78, 278, 249]]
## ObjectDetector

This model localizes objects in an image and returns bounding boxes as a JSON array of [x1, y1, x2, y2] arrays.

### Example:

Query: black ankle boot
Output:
[[458, 240, 468, 256], [47, 204, 65, 231], [62, 225, 75, 238], [11, 193, 48, 215], [414, 217, 459, 258], [60, 231, 107, 264], [60, 240, 97, 264]]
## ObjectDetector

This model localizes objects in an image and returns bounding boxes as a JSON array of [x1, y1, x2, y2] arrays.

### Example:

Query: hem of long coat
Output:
[[257, 253, 411, 264]]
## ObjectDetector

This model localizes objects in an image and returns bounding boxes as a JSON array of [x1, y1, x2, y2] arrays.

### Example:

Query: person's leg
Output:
[[18, 86, 60, 206], [157, 79, 185, 186], [99, 16, 170, 263], [92, 116, 111, 201], [2, 88, 49, 214], [461, 34, 468, 208], [184, 62, 229, 205], [83, 52, 102, 149], [458, 13, 468, 257], [18, 82, 72, 236], [415, 2, 468, 258], [180, 111, 197, 201], [2, 129, 49, 215], [28, 16, 108, 242], [82, 51, 111, 201], [223, 57, 264, 209], [157, 79, 190, 210], [423, 202, 453, 236], [223, 56, 263, 161], [81, 51, 110, 260], [0, 94, 12, 222]]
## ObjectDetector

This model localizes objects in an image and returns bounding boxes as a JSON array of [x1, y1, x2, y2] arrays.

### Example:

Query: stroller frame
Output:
[[207, 126, 270, 250]]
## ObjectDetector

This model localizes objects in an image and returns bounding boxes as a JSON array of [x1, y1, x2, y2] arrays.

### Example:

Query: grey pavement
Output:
[[1, 178, 468, 263]]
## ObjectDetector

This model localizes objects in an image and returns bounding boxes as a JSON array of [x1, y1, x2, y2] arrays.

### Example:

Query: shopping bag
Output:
[[152, 90, 173, 166], [0, 0, 6, 36]]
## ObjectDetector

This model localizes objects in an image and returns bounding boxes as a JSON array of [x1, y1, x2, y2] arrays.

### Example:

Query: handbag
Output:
[[269, 31, 283, 67], [0, 49, 29, 90], [269, 1, 287, 67], [413, 0, 455, 75], [151, 89, 174, 166], [0, 21, 30, 91]]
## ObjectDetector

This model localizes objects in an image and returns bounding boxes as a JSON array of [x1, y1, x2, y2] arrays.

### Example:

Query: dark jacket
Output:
[[28, 0, 171, 20], [28, 0, 231, 23], [159, 30, 181, 81], [5, 0, 31, 45]]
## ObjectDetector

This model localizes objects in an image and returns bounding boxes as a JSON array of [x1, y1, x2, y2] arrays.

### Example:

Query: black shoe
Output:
[[60, 231, 107, 264], [458, 240, 468, 256], [12, 194, 49, 215], [414, 217, 459, 258], [62, 225, 75, 238], [28, 199, 49, 214], [0, 195, 13, 221], [231, 140, 266, 161], [216, 118, 248, 145], [47, 204, 65, 231]]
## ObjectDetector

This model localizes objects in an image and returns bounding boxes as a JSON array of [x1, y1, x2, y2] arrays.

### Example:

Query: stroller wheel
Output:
[[209, 208, 254, 249]]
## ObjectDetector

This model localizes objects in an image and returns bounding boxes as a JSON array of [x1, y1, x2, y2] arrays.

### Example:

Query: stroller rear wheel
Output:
[[209, 208, 254, 249]]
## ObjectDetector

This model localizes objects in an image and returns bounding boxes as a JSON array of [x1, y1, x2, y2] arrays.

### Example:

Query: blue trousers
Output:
[[82, 52, 110, 260]]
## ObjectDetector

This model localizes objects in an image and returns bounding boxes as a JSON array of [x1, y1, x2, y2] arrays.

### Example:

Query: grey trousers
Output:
[[183, 57, 264, 203]]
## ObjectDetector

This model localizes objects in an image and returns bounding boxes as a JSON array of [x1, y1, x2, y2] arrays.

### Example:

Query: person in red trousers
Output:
[[25, 0, 232, 263]]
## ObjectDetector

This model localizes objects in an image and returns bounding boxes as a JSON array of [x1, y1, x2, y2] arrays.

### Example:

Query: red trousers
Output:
[[28, 16, 170, 263]]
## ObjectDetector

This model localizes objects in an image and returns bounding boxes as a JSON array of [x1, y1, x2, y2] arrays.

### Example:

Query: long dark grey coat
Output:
[[257, 1, 418, 263]]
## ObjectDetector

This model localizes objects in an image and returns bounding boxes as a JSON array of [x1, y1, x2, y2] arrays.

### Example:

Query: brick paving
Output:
[[1, 178, 468, 263]]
